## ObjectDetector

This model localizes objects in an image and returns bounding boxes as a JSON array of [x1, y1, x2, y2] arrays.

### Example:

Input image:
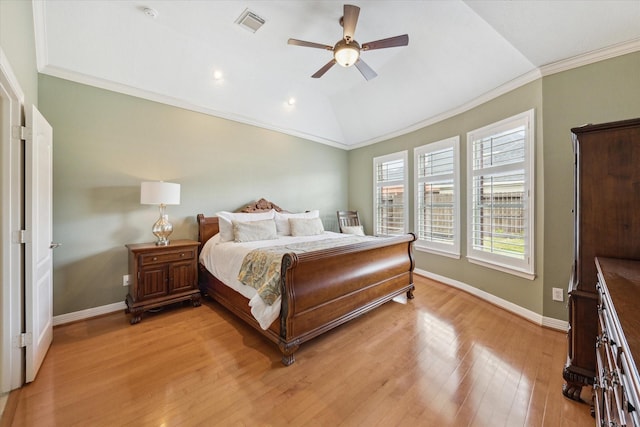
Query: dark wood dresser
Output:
[[594, 257, 640, 426], [564, 118, 640, 400]]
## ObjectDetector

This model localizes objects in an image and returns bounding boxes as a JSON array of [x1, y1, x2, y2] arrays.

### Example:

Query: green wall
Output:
[[348, 81, 545, 314], [542, 52, 640, 319], [348, 51, 640, 321], [38, 75, 348, 315]]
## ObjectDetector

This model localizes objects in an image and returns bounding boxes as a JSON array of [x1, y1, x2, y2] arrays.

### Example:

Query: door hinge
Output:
[[12, 125, 30, 141], [15, 332, 32, 348], [12, 229, 30, 244]]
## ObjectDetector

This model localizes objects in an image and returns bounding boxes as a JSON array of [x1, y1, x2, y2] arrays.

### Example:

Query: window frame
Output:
[[466, 109, 535, 279], [414, 136, 460, 258], [373, 150, 408, 236]]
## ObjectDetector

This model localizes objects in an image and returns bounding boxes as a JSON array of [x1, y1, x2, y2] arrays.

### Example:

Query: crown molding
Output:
[[540, 37, 640, 77]]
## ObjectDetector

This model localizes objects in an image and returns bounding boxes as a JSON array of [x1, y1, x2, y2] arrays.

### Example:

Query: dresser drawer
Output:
[[595, 270, 640, 427], [139, 248, 196, 265]]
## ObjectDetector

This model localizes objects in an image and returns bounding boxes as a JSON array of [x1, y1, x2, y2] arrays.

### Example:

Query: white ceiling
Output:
[[33, 1, 640, 149]]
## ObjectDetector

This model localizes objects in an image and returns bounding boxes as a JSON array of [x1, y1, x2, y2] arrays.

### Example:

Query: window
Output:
[[414, 136, 460, 257], [467, 109, 535, 278], [373, 151, 408, 236]]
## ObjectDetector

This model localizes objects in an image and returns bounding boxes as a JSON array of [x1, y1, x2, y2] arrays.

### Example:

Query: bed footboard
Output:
[[277, 233, 416, 365]]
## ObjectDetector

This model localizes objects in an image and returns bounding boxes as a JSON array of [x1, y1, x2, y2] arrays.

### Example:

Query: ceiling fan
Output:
[[287, 4, 409, 81]]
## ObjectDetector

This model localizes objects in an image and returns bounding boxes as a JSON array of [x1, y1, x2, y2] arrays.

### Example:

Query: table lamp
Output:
[[140, 181, 181, 246]]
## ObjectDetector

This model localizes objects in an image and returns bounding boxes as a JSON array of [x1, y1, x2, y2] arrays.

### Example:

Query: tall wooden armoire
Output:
[[563, 118, 640, 400]]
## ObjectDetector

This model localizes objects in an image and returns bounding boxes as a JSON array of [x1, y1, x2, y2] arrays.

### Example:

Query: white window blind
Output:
[[414, 137, 460, 257], [467, 110, 535, 278], [373, 151, 408, 236]]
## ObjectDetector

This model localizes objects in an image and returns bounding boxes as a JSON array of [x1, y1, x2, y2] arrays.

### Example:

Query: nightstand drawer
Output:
[[139, 248, 196, 265]]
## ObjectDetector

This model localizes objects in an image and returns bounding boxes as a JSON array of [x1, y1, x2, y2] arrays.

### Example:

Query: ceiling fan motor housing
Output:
[[334, 39, 360, 67]]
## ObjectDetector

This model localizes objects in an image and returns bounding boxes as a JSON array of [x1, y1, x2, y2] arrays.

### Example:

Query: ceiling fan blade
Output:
[[312, 59, 337, 78], [362, 34, 409, 51], [342, 4, 360, 41], [288, 38, 333, 51], [354, 58, 377, 81]]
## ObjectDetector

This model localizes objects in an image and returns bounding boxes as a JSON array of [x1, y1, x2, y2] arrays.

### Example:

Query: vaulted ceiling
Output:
[[33, 1, 640, 149]]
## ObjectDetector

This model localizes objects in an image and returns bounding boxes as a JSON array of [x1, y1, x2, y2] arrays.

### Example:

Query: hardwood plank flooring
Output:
[[2, 276, 593, 426]]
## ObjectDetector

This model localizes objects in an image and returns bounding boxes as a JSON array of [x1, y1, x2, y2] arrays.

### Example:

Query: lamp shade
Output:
[[140, 181, 180, 205]]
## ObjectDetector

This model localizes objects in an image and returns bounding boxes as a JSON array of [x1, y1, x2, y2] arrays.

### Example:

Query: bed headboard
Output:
[[196, 214, 219, 253], [197, 199, 285, 253]]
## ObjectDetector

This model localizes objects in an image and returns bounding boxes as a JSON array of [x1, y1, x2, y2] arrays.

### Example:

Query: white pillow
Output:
[[289, 217, 324, 236], [216, 209, 275, 242], [232, 219, 277, 242], [342, 225, 365, 236], [275, 210, 319, 235]]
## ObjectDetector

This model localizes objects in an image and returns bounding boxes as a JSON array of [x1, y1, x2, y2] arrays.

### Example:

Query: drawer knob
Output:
[[152, 257, 158, 261], [181, 253, 185, 257]]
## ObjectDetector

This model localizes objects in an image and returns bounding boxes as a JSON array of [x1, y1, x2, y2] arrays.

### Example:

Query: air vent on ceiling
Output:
[[235, 8, 266, 33]]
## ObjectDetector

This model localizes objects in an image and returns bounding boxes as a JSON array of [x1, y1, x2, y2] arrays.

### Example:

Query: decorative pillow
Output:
[[342, 225, 365, 236], [289, 217, 324, 237], [216, 209, 275, 242], [232, 219, 277, 242], [275, 210, 319, 235]]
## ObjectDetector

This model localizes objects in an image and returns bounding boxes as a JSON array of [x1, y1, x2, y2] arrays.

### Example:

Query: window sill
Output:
[[467, 256, 536, 280], [415, 245, 460, 260]]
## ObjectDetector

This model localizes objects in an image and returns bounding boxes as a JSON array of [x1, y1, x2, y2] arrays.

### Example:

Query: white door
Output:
[[24, 105, 54, 383]]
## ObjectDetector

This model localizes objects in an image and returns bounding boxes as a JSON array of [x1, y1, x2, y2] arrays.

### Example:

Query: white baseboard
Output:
[[53, 272, 569, 332], [53, 301, 126, 326], [414, 268, 568, 332]]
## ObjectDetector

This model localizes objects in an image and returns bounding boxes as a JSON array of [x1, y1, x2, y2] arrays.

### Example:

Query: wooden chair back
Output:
[[337, 210, 361, 233]]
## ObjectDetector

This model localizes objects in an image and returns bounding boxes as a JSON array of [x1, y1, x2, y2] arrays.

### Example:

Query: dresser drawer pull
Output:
[[153, 256, 158, 261], [181, 253, 185, 257]]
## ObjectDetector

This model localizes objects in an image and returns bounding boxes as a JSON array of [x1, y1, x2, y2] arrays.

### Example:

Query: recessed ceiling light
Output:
[[143, 7, 158, 19], [287, 97, 296, 106], [213, 70, 223, 80]]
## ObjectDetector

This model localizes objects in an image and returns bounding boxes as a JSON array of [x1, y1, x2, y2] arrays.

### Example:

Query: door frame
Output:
[[0, 47, 26, 392]]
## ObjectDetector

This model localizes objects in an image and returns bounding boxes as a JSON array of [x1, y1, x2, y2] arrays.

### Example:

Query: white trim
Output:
[[415, 245, 461, 260], [33, 28, 640, 152], [414, 268, 568, 332], [351, 38, 640, 150], [540, 37, 640, 77], [466, 109, 535, 277], [0, 47, 26, 392], [373, 150, 409, 236], [39, 64, 351, 151], [467, 256, 536, 281], [0, 49, 25, 103], [53, 301, 126, 326], [53, 275, 570, 332], [32, 0, 49, 73], [413, 136, 460, 257]]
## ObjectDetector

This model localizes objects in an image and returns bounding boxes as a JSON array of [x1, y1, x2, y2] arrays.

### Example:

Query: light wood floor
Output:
[[2, 276, 593, 426]]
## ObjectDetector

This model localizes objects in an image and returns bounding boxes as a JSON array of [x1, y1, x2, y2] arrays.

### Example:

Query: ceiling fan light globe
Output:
[[334, 40, 360, 67]]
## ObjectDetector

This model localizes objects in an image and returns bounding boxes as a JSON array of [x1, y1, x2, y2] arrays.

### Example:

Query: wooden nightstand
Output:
[[125, 239, 201, 324]]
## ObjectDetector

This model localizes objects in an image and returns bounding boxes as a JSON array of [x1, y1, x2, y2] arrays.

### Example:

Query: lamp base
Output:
[[152, 214, 173, 246]]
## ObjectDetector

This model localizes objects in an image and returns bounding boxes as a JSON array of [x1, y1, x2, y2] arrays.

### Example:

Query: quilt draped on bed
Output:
[[237, 236, 372, 305]]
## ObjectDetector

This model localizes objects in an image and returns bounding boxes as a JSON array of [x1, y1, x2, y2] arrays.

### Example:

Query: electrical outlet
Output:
[[123, 274, 131, 287], [552, 287, 564, 302]]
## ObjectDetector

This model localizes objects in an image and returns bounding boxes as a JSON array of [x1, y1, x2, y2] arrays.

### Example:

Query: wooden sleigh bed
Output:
[[196, 212, 416, 366]]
